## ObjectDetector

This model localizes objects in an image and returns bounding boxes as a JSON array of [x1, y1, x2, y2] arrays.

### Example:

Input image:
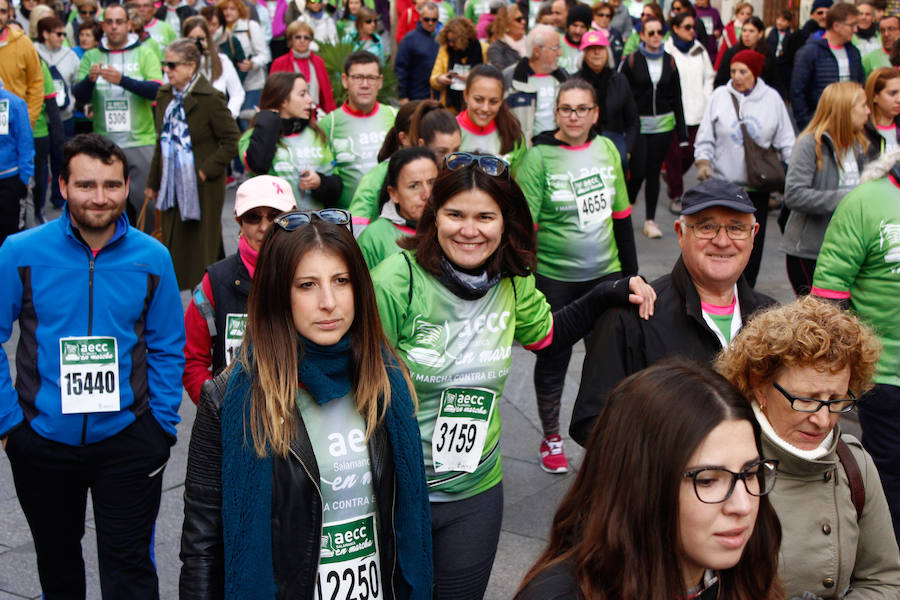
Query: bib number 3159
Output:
[[59, 336, 120, 414], [432, 387, 496, 473]]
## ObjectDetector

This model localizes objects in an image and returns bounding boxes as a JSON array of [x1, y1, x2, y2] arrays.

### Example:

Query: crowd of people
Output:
[[3, 0, 900, 597]]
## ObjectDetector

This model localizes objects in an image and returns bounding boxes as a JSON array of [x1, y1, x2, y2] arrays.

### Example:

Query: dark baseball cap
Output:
[[681, 180, 756, 216]]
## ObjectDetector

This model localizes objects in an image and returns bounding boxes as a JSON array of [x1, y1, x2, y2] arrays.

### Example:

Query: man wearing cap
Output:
[[569, 179, 774, 446], [559, 3, 591, 72], [784, 0, 831, 70], [791, 2, 864, 130], [183, 175, 298, 404]]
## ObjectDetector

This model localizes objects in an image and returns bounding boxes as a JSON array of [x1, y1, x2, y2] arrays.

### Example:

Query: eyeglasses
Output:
[[644, 29, 664, 36], [79, 8, 97, 14], [772, 382, 857, 413], [348, 73, 381, 83], [683, 221, 753, 240], [538, 43, 562, 51], [683, 459, 779, 504], [51, 31, 66, 37], [293, 34, 313, 40], [445, 152, 510, 179], [274, 209, 353, 233], [163, 60, 190, 69], [513, 15, 526, 22], [680, 23, 694, 30], [556, 104, 596, 118], [597, 12, 612, 17], [363, 18, 375, 23], [421, 16, 438, 22], [240, 210, 282, 225], [880, 25, 899, 33]]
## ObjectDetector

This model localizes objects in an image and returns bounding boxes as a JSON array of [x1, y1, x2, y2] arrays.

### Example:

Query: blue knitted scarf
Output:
[[220, 343, 433, 599]]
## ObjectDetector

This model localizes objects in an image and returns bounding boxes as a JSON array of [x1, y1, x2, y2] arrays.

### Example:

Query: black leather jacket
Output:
[[179, 371, 403, 599]]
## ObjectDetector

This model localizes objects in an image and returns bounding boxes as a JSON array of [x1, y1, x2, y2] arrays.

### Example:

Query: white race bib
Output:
[[572, 172, 613, 228], [223, 313, 247, 367], [432, 387, 496, 473], [59, 336, 120, 413], [104, 98, 131, 133], [0, 100, 9, 135], [316, 513, 382, 600], [450, 64, 470, 91], [53, 79, 67, 108]]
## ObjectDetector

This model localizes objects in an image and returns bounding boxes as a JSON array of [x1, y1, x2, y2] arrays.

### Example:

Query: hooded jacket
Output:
[[503, 57, 569, 146], [0, 26, 45, 124], [0, 81, 34, 185], [35, 42, 81, 121], [790, 37, 864, 130], [664, 36, 714, 125], [619, 47, 688, 142]]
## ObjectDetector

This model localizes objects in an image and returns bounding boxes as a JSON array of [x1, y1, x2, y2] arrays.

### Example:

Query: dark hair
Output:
[[255, 72, 326, 142], [556, 77, 598, 105], [103, 3, 126, 19], [465, 64, 523, 155], [827, 2, 859, 28], [641, 15, 664, 31], [182, 15, 222, 81], [668, 10, 693, 28], [61, 134, 130, 183], [409, 102, 458, 146], [354, 6, 377, 33], [377, 146, 438, 210], [77, 19, 103, 43], [517, 358, 783, 600], [400, 156, 536, 277], [641, 2, 664, 21], [742, 15, 764, 34], [343, 49, 381, 74], [536, 4, 553, 21], [777, 8, 792, 22], [37, 15, 63, 40], [199, 4, 225, 27], [377, 99, 423, 162]]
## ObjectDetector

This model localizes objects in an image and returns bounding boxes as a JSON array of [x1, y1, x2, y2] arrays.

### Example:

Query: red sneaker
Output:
[[539, 434, 569, 474]]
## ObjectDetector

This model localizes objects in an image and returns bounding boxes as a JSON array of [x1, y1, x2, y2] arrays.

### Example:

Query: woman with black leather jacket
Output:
[[179, 215, 433, 599]]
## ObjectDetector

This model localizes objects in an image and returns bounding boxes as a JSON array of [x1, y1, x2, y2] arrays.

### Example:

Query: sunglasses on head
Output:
[[240, 209, 282, 225], [421, 16, 438, 22], [274, 209, 354, 234], [444, 152, 510, 180]]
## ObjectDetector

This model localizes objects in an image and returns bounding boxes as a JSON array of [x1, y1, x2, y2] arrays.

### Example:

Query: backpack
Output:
[[48, 64, 71, 111]]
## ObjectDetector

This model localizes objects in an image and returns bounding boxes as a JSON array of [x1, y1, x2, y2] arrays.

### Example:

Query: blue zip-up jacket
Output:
[[790, 37, 864, 131], [0, 210, 185, 445], [395, 22, 439, 100], [0, 86, 34, 184]]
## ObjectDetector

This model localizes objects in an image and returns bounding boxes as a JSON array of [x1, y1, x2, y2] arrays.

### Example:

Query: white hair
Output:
[[525, 24, 559, 57]]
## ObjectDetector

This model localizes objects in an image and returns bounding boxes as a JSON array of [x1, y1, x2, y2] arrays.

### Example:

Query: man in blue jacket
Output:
[[791, 2, 864, 130], [0, 134, 185, 598], [396, 1, 440, 103], [0, 78, 34, 246]]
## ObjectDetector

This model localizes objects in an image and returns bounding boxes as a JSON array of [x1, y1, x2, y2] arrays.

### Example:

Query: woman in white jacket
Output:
[[217, 0, 271, 123], [184, 16, 246, 119], [663, 10, 713, 214], [695, 48, 794, 288]]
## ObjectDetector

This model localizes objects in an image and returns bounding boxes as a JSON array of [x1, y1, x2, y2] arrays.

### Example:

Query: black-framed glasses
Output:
[[348, 73, 381, 83], [445, 152, 510, 179], [556, 104, 596, 118], [683, 459, 779, 504], [421, 16, 438, 22], [239, 209, 282, 225], [274, 209, 353, 234], [51, 30, 67, 37], [772, 382, 857, 413], [683, 221, 753, 240]]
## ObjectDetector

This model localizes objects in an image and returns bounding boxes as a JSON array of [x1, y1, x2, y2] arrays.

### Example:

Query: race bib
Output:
[[572, 173, 613, 228], [104, 98, 131, 132], [316, 514, 382, 600], [0, 100, 8, 135], [432, 387, 495, 473], [223, 313, 247, 367], [53, 79, 67, 108], [59, 336, 120, 414], [450, 64, 470, 91]]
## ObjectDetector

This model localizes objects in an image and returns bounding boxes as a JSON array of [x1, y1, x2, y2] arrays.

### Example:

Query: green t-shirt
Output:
[[357, 215, 413, 269], [813, 177, 900, 386], [238, 125, 336, 209], [456, 111, 528, 175], [32, 61, 56, 139], [434, 0, 456, 24], [78, 41, 162, 148], [515, 135, 631, 281], [559, 38, 582, 74], [373, 250, 552, 500], [295, 389, 383, 599], [145, 18, 176, 57], [863, 47, 891, 78], [321, 104, 397, 210], [348, 159, 389, 226], [530, 74, 560, 136], [464, 0, 490, 23]]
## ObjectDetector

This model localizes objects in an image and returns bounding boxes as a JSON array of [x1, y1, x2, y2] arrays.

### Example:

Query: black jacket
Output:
[[713, 41, 783, 97], [179, 372, 404, 599], [863, 119, 900, 163], [576, 64, 639, 158], [569, 257, 774, 446], [619, 49, 688, 142], [204, 252, 251, 374], [154, 4, 197, 29]]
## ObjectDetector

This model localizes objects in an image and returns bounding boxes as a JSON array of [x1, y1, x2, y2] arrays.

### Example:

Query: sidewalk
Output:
[[0, 176, 798, 599]]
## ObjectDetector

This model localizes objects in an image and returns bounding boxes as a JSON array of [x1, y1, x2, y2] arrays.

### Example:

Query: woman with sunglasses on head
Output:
[[371, 151, 655, 599], [180, 208, 433, 599], [716, 296, 900, 598], [239, 71, 341, 209], [350, 100, 461, 230], [270, 20, 336, 115], [621, 15, 687, 240], [456, 65, 527, 170], [146, 38, 241, 291], [357, 147, 439, 268], [182, 15, 245, 119], [182, 175, 296, 404], [515, 78, 640, 475], [516, 358, 783, 600]]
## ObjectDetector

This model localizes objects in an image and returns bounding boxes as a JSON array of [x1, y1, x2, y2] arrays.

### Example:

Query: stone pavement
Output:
[[0, 175, 802, 599]]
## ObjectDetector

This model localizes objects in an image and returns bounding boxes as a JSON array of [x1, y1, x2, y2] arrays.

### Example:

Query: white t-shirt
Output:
[[829, 44, 851, 81]]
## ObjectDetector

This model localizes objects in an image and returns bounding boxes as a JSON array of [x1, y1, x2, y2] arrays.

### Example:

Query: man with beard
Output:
[[559, 2, 590, 72], [0, 134, 184, 598]]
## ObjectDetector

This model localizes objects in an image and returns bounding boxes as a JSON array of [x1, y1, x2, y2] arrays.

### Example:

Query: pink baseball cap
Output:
[[234, 175, 298, 217], [579, 29, 610, 51]]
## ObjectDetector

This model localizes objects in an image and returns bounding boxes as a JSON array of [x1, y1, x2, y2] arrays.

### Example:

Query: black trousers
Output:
[[628, 130, 672, 221], [858, 383, 900, 552], [741, 190, 770, 288], [785, 254, 818, 296], [0, 173, 27, 245], [5, 412, 171, 600]]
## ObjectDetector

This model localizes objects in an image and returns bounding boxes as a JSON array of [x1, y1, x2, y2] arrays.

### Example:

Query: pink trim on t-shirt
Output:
[[457, 110, 497, 135], [91, 248, 101, 257], [612, 206, 632, 219], [393, 222, 416, 235], [342, 103, 380, 118], [700, 296, 736, 315], [523, 324, 554, 351], [531, 73, 550, 77], [352, 216, 371, 226], [561, 142, 591, 151], [827, 41, 844, 50], [877, 123, 897, 131], [811, 286, 851, 299]]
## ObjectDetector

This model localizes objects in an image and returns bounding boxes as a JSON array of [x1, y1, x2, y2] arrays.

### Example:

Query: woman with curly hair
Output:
[[430, 17, 487, 113], [716, 296, 900, 598]]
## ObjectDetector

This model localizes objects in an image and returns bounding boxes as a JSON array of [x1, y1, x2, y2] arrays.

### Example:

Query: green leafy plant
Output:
[[317, 41, 399, 107]]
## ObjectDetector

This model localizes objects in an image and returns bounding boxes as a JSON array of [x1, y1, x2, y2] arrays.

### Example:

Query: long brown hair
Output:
[[255, 72, 326, 143], [408, 100, 459, 146], [182, 15, 222, 82], [465, 64, 524, 155], [801, 81, 869, 170], [242, 220, 413, 458], [517, 358, 783, 600], [378, 99, 424, 162], [865, 67, 900, 123]]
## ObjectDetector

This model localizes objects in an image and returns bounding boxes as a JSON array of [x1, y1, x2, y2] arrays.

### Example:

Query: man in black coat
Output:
[[569, 180, 776, 446]]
